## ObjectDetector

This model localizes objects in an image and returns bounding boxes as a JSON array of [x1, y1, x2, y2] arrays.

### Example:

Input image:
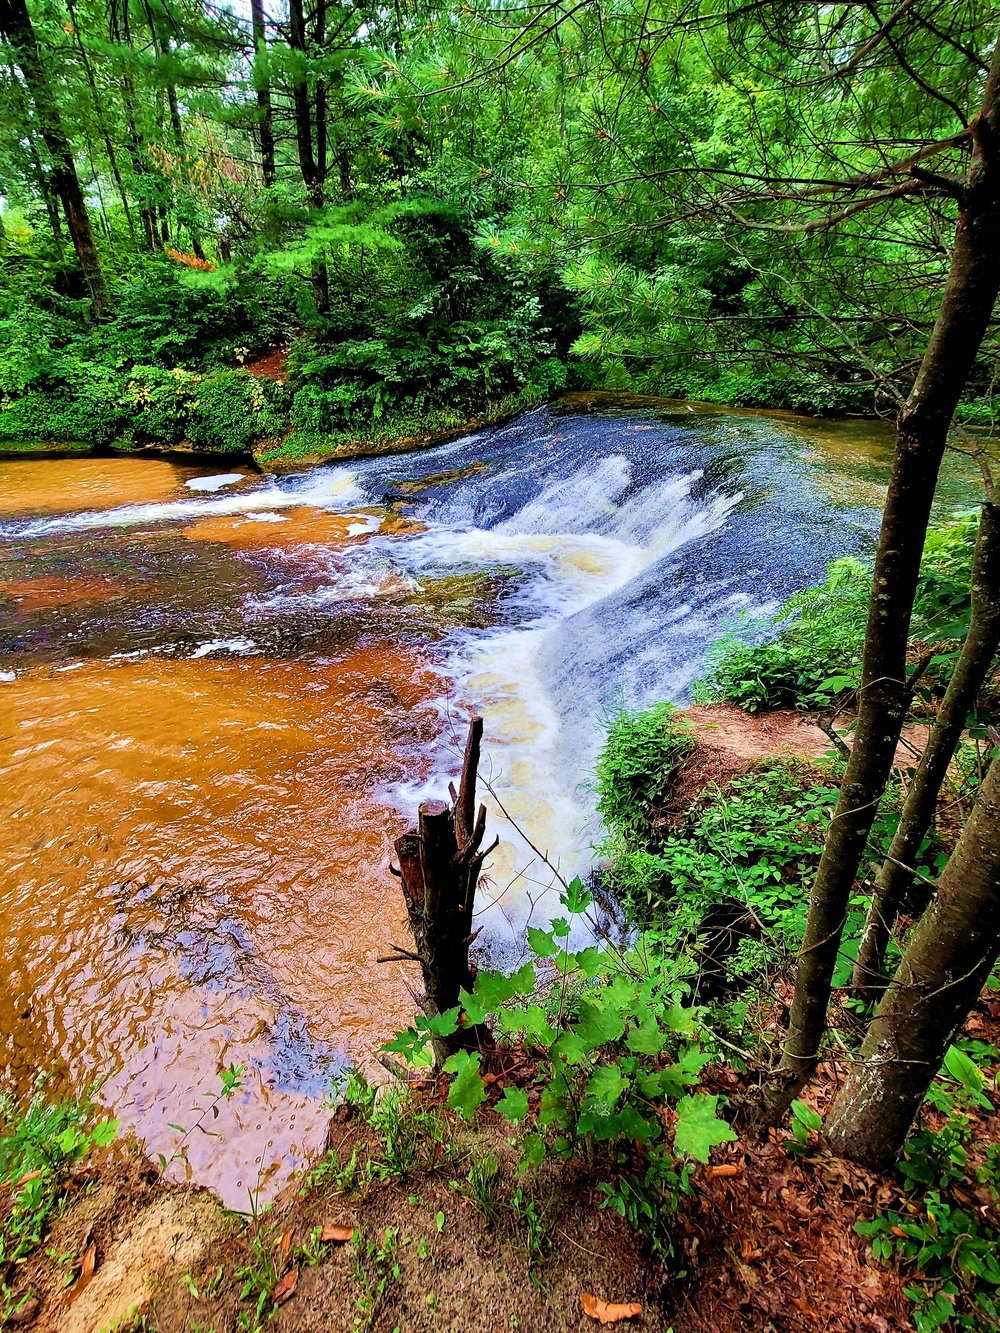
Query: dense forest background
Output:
[[1, 0, 998, 457]]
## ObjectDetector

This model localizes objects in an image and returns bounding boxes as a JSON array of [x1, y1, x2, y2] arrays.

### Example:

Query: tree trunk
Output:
[[388, 717, 497, 1066], [288, 0, 328, 314], [65, 0, 137, 246], [747, 32, 1000, 1134], [825, 747, 1000, 1169], [853, 496, 1000, 997], [249, 0, 275, 186], [0, 0, 108, 311]]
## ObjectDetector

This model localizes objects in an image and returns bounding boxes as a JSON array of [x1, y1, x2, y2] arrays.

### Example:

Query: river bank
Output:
[[0, 387, 893, 473]]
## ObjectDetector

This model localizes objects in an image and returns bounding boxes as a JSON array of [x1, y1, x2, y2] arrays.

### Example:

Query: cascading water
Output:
[[0, 398, 897, 1204]]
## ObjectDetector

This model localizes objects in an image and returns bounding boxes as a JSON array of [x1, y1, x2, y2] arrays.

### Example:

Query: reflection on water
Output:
[[0, 398, 979, 1203]]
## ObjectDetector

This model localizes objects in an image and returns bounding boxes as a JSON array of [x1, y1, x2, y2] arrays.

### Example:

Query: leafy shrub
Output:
[[698, 557, 870, 712], [603, 763, 838, 961], [857, 1042, 1000, 1333], [698, 516, 981, 713], [0, 367, 289, 451], [595, 702, 695, 846], [0, 1095, 118, 1320], [387, 876, 735, 1259]]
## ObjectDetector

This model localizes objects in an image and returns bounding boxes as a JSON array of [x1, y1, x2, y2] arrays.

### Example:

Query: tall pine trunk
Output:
[[0, 0, 108, 311], [853, 494, 1000, 996], [288, 0, 328, 314], [747, 32, 1000, 1132], [825, 746, 1000, 1168], [249, 0, 275, 186]]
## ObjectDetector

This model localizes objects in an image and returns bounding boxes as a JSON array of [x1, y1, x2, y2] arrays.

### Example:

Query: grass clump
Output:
[[0, 1093, 118, 1321]]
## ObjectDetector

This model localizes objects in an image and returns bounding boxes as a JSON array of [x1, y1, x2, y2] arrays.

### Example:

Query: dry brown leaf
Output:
[[320, 1223, 355, 1243], [0, 1169, 45, 1195], [279, 1229, 293, 1254], [706, 1164, 743, 1180], [273, 1266, 299, 1305], [580, 1293, 642, 1324], [64, 1241, 97, 1305]]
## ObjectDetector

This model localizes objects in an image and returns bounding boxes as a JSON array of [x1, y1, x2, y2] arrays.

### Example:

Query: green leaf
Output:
[[497, 1005, 556, 1044], [458, 987, 487, 1026], [790, 1100, 823, 1133], [90, 1119, 119, 1148], [942, 1044, 985, 1094], [816, 675, 855, 692], [550, 1031, 589, 1065], [574, 1000, 625, 1051], [673, 1093, 737, 1163], [518, 1133, 546, 1171], [626, 1015, 667, 1056], [560, 876, 592, 915], [571, 947, 605, 978], [428, 1006, 461, 1037], [443, 1050, 487, 1120], [585, 1063, 625, 1109], [471, 963, 535, 1012], [526, 926, 558, 959], [551, 917, 571, 938], [494, 1088, 530, 1122]]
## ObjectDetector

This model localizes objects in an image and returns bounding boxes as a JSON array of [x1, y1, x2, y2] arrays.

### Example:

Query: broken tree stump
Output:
[[387, 715, 497, 1065]]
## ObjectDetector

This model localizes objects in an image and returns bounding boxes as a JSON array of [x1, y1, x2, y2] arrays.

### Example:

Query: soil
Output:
[[668, 705, 930, 821]]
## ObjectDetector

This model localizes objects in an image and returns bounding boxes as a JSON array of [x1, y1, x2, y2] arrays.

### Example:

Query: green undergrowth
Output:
[[0, 1092, 118, 1321], [255, 382, 550, 467], [697, 513, 982, 713], [385, 873, 736, 1262], [856, 1040, 1000, 1332]]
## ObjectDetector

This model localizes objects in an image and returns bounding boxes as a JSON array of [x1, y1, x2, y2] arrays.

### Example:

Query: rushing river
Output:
[[0, 395, 938, 1205]]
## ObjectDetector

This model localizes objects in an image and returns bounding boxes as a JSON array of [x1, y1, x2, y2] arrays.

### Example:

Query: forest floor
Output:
[[5, 707, 996, 1333], [9, 1079, 927, 1333]]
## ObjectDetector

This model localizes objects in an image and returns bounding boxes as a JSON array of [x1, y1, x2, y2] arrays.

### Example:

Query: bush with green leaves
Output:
[[856, 1041, 1000, 1333], [0, 1095, 118, 1320], [386, 875, 735, 1258], [698, 515, 982, 713], [595, 702, 695, 847], [603, 759, 838, 965]]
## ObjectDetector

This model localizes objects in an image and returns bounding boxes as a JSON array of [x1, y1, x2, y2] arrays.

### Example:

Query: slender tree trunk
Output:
[[0, 0, 108, 311], [288, 0, 328, 314], [825, 748, 1000, 1168], [249, 0, 275, 186], [65, 0, 137, 246], [747, 33, 1000, 1133], [853, 495, 1000, 996]]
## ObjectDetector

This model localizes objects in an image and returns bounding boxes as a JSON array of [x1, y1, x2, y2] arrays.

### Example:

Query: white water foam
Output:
[[384, 455, 746, 952], [5, 467, 364, 537], [185, 473, 245, 492]]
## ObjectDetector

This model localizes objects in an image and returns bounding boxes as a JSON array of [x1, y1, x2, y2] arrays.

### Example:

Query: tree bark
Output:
[[0, 0, 108, 311], [288, 0, 328, 314], [825, 747, 1000, 1169], [388, 717, 497, 1066], [853, 497, 1000, 996], [249, 0, 275, 186], [747, 32, 1000, 1133]]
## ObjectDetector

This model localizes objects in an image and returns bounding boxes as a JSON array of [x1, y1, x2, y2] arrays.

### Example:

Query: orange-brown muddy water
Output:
[[0, 649, 441, 1202], [2, 402, 973, 1206]]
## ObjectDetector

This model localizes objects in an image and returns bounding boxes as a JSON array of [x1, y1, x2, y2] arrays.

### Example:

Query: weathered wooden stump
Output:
[[387, 715, 497, 1065]]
